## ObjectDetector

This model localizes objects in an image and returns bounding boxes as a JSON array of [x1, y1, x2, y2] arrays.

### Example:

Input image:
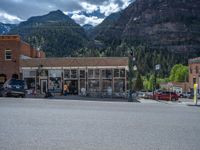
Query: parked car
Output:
[[1, 79, 26, 98], [0, 86, 3, 97], [182, 92, 192, 98], [137, 91, 152, 99], [153, 91, 179, 101]]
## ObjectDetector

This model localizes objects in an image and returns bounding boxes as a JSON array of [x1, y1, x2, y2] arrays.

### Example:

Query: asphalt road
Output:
[[0, 98, 200, 150]]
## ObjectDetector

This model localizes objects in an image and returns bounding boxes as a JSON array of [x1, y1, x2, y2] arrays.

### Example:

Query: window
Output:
[[114, 69, 120, 77], [102, 69, 112, 79], [196, 66, 199, 74], [23, 70, 36, 77], [5, 50, 12, 60], [80, 70, 85, 78], [88, 69, 99, 79], [71, 70, 77, 79], [190, 67, 192, 74], [193, 78, 196, 84], [114, 69, 125, 78], [64, 70, 70, 78]]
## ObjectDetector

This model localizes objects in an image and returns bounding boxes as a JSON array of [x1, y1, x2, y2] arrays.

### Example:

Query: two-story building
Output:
[[188, 57, 200, 91], [0, 35, 45, 85]]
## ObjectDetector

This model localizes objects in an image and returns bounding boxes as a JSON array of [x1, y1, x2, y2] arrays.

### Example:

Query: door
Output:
[[41, 80, 47, 94]]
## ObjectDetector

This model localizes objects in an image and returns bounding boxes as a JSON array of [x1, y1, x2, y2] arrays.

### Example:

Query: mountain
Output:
[[93, 0, 200, 75], [91, 12, 121, 39], [96, 0, 200, 53], [9, 10, 88, 57], [0, 23, 17, 35], [83, 24, 94, 32]]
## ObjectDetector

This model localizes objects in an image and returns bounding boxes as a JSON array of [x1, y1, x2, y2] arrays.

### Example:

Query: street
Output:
[[0, 98, 200, 150]]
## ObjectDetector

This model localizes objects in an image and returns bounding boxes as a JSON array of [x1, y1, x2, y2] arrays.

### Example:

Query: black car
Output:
[[1, 79, 26, 98]]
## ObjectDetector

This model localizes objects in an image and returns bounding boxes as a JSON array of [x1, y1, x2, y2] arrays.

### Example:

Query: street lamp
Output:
[[128, 51, 137, 102], [36, 64, 43, 94], [153, 64, 161, 96]]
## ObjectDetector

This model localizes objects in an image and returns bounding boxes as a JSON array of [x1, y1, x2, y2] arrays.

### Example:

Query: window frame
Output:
[[5, 50, 12, 60]]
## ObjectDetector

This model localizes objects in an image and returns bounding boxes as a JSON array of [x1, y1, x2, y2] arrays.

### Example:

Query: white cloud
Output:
[[99, 1, 120, 16], [80, 2, 98, 14], [121, 0, 132, 9], [71, 13, 103, 26], [0, 11, 23, 24]]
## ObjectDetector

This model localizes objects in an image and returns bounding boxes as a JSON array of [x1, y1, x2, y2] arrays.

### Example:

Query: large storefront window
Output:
[[114, 79, 125, 92], [23, 70, 36, 94], [24, 78, 35, 89], [49, 70, 62, 93], [102, 79, 112, 95], [88, 79, 100, 92]]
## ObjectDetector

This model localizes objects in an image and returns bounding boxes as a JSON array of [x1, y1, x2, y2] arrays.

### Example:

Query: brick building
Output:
[[188, 57, 200, 91], [0, 35, 45, 85]]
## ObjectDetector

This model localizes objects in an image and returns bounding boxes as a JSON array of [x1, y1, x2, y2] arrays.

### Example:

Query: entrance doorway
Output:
[[40, 79, 47, 94], [64, 80, 78, 95]]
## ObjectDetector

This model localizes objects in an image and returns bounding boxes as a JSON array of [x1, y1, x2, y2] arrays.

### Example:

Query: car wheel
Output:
[[171, 97, 176, 101]]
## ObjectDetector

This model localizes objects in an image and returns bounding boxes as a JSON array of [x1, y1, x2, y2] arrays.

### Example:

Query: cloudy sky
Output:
[[0, 0, 134, 26]]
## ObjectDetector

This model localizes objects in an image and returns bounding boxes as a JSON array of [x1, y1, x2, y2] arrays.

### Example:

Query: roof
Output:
[[20, 57, 129, 68], [0, 35, 20, 41], [189, 57, 200, 64]]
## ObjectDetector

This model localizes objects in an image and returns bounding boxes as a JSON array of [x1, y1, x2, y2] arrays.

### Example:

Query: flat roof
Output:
[[0, 35, 20, 41], [189, 57, 200, 64], [20, 57, 129, 68]]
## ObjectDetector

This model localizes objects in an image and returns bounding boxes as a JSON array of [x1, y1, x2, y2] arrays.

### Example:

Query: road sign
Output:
[[155, 64, 161, 70]]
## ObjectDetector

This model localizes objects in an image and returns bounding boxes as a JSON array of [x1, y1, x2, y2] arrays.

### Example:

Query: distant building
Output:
[[0, 35, 45, 85], [188, 57, 200, 91], [160, 82, 189, 93], [20, 57, 128, 97]]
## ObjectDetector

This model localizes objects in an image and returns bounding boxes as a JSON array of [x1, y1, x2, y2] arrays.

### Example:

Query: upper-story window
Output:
[[196, 66, 199, 74], [5, 50, 12, 60], [190, 67, 192, 74]]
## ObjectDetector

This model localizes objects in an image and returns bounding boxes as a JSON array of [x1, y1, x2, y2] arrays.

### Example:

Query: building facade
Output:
[[0, 35, 45, 85], [189, 57, 200, 91], [160, 82, 190, 93], [20, 57, 129, 97]]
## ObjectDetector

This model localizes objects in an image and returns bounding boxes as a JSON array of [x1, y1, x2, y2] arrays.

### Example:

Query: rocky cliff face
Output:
[[96, 0, 200, 53]]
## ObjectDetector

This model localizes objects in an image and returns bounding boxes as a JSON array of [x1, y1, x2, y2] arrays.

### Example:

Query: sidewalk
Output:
[[26, 94, 138, 102]]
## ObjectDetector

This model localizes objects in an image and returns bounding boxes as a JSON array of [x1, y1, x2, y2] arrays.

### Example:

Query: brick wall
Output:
[[0, 35, 45, 80], [0, 37, 20, 79], [189, 62, 200, 90]]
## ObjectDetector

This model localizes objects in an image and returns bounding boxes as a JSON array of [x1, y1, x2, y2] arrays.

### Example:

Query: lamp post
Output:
[[128, 51, 137, 102], [36, 64, 43, 94], [153, 64, 161, 96]]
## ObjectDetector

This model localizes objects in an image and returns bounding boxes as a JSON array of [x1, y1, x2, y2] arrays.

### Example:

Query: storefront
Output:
[[20, 57, 128, 97]]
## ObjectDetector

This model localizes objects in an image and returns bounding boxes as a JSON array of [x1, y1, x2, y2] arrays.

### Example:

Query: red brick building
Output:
[[188, 57, 200, 91], [0, 35, 45, 85]]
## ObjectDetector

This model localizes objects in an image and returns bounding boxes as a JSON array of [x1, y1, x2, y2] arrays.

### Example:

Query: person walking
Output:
[[64, 83, 68, 96]]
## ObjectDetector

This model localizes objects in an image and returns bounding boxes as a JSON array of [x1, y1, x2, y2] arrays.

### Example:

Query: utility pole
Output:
[[128, 51, 137, 102]]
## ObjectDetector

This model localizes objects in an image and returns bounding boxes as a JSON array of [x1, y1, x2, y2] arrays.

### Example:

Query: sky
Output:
[[0, 0, 134, 26]]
